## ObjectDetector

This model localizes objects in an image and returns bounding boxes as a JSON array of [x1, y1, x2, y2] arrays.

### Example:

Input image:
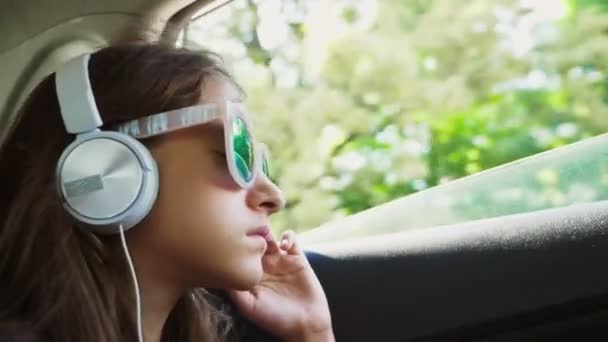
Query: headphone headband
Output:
[[54, 52, 159, 233], [55, 54, 103, 134]]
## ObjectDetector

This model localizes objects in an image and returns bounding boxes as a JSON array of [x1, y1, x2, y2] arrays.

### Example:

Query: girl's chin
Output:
[[222, 259, 265, 291]]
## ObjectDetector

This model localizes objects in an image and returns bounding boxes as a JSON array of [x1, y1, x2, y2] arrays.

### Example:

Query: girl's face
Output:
[[128, 77, 285, 291]]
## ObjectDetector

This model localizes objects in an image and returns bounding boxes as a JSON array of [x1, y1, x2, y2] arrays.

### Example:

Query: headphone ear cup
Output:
[[56, 131, 158, 234]]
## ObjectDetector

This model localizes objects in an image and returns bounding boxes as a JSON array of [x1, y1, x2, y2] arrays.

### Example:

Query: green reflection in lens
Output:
[[232, 117, 254, 183], [262, 154, 271, 179]]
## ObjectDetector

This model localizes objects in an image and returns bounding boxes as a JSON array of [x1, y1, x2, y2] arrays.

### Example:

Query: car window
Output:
[[185, 0, 608, 237], [299, 133, 608, 245]]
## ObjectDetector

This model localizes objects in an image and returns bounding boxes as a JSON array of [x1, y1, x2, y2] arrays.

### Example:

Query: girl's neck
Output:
[[125, 232, 187, 342]]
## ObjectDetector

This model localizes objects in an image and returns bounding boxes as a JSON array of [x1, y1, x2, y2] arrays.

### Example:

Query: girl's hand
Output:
[[227, 231, 334, 342]]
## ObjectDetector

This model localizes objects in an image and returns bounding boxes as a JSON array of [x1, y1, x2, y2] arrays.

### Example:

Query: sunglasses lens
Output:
[[232, 117, 254, 184]]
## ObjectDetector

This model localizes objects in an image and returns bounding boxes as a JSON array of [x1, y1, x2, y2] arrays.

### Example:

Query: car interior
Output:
[[2, 0, 608, 341]]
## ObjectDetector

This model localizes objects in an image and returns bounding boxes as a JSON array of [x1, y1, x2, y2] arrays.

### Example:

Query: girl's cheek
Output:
[[214, 162, 241, 190], [209, 151, 241, 190], [215, 171, 240, 190]]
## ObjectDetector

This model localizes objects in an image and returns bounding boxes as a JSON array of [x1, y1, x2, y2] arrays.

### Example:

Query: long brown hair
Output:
[[0, 43, 240, 341]]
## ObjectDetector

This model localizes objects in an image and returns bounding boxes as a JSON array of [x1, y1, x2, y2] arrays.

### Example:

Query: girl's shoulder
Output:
[[0, 321, 44, 342]]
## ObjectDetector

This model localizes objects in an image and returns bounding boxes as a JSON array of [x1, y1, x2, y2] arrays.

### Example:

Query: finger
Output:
[[279, 230, 294, 250], [280, 230, 301, 255], [265, 232, 280, 254]]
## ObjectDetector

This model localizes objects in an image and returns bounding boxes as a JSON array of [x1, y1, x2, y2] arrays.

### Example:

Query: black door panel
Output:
[[305, 201, 608, 341]]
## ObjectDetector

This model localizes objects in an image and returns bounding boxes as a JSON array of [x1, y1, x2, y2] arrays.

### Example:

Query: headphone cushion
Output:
[[56, 131, 158, 234]]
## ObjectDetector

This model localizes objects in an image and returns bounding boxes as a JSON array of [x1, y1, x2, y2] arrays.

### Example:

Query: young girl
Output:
[[0, 44, 334, 342]]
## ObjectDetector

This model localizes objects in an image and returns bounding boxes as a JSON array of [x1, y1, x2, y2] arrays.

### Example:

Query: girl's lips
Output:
[[246, 226, 270, 238], [246, 226, 270, 253]]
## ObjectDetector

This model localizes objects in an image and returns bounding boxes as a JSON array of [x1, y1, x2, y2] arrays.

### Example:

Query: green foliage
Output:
[[569, 0, 608, 12], [188, 0, 608, 233]]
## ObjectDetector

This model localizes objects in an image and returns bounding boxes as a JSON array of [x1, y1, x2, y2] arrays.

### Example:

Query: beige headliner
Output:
[[0, 0, 229, 142]]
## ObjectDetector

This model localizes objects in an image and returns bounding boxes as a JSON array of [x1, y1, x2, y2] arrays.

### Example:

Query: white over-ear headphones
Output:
[[55, 53, 159, 234]]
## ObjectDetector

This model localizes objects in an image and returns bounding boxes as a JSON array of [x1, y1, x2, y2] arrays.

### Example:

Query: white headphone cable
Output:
[[118, 224, 144, 342]]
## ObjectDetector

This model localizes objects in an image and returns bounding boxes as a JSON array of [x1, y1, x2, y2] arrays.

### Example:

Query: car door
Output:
[[299, 134, 608, 341]]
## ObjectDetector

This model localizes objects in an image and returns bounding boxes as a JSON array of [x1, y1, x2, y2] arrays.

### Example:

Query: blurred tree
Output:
[[188, 0, 608, 233]]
